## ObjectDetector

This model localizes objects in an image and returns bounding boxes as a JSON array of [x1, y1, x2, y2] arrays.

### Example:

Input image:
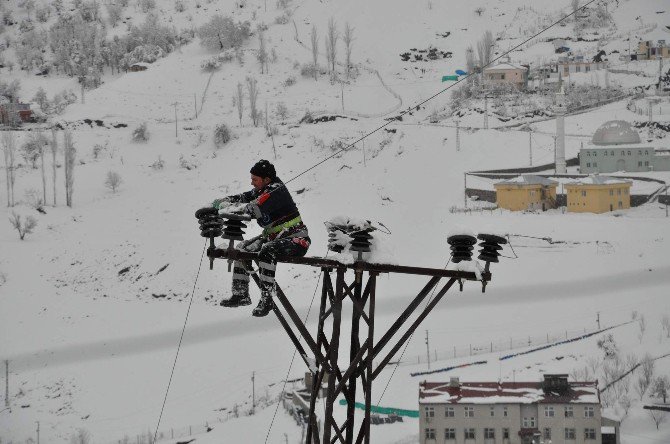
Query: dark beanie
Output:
[[250, 159, 276, 179]]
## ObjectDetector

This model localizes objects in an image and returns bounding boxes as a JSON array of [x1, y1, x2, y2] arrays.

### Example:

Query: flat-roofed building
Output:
[[494, 175, 558, 211], [419, 375, 603, 444], [565, 175, 632, 213]]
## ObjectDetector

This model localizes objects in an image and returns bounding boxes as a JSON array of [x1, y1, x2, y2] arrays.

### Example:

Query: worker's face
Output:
[[251, 174, 271, 191]]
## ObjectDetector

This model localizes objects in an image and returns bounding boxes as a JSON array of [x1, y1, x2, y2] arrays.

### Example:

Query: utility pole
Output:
[[665, 185, 668, 218], [464, 173, 467, 208], [172, 102, 178, 138], [484, 96, 489, 129], [36, 421, 40, 444], [456, 120, 460, 151], [194, 93, 198, 119], [425, 330, 431, 370], [251, 371, 256, 414], [341, 82, 345, 112], [553, 135, 558, 173], [597, 312, 601, 330], [4, 360, 8, 408], [529, 131, 532, 166]]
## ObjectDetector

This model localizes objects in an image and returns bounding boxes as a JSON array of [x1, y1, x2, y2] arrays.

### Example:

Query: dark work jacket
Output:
[[227, 178, 307, 239]]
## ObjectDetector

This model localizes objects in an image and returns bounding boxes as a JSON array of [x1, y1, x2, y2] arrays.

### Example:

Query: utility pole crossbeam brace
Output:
[[208, 248, 491, 444]]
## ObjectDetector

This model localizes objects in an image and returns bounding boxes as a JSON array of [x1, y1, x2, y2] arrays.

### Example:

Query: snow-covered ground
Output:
[[1, 0, 670, 443]]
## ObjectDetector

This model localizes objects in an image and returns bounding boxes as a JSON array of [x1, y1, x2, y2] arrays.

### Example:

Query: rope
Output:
[[153, 240, 208, 443], [263, 253, 329, 444]]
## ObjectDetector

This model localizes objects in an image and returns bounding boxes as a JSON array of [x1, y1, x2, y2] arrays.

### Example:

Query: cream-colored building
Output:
[[419, 375, 605, 444], [483, 62, 528, 89], [494, 175, 558, 211], [637, 40, 670, 60], [565, 175, 632, 213]]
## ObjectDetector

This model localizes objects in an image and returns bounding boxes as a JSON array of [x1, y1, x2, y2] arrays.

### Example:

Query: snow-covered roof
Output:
[[484, 62, 526, 72], [566, 174, 632, 186], [592, 120, 641, 146], [495, 175, 557, 187], [419, 381, 599, 405]]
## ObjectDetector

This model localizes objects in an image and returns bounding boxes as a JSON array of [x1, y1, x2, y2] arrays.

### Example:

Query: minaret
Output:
[[555, 79, 567, 174]]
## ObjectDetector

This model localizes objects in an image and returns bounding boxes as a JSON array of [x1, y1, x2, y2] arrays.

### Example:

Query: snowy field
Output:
[[1, 0, 670, 443]]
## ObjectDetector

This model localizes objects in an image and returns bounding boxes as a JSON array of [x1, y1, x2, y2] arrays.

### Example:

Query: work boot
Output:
[[252, 293, 274, 317], [220, 281, 251, 307]]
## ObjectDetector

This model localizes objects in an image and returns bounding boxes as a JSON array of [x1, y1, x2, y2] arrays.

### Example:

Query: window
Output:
[[464, 406, 474, 417], [425, 406, 435, 418], [627, 151, 631, 156], [565, 406, 574, 417], [645, 150, 649, 155], [621, 150, 625, 156], [503, 428, 510, 439], [522, 417, 536, 427], [587, 152, 591, 156], [545, 406, 555, 417], [639, 150, 643, 155], [585, 428, 596, 440], [576, 65, 581, 72], [618, 201, 623, 209], [611, 150, 614, 156], [586, 162, 591, 167], [464, 428, 476, 440], [565, 428, 576, 440], [445, 428, 456, 440], [604, 150, 608, 156], [484, 428, 495, 439], [503, 407, 508, 417], [544, 428, 552, 440], [425, 428, 436, 439], [609, 189, 614, 196], [446, 406, 454, 417], [581, 190, 587, 197], [586, 65, 590, 72], [638, 161, 643, 167], [645, 161, 650, 166], [617, 189, 622, 195], [490, 406, 495, 417]]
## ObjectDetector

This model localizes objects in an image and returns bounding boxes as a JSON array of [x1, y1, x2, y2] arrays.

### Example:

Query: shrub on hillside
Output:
[[214, 123, 232, 148], [300, 64, 319, 78], [9, 212, 37, 241], [197, 15, 250, 52], [175, 0, 186, 12], [104, 171, 123, 193], [132, 123, 149, 142]]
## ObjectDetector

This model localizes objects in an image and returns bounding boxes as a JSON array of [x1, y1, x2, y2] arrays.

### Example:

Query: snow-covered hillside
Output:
[[1, 0, 670, 443]]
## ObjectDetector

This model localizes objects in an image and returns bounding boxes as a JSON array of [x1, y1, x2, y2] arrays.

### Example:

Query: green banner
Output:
[[338, 399, 420, 418], [441, 75, 459, 82]]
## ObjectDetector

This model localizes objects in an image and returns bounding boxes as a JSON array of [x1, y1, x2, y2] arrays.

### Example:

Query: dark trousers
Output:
[[232, 236, 310, 297]]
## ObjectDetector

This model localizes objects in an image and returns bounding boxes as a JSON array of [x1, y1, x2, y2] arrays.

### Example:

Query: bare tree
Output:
[[343, 22, 354, 79], [69, 428, 91, 444], [275, 102, 288, 121], [638, 315, 647, 343], [235, 82, 244, 126], [648, 409, 668, 430], [465, 46, 476, 76], [257, 29, 268, 74], [30, 131, 48, 205], [50, 129, 58, 206], [310, 24, 319, 80], [246, 76, 260, 127], [636, 374, 648, 400], [476, 30, 494, 68], [1, 131, 17, 207], [474, 7, 485, 16], [325, 17, 339, 75], [104, 171, 122, 193], [63, 130, 76, 208], [9, 212, 37, 240], [620, 394, 632, 419], [651, 375, 669, 403]]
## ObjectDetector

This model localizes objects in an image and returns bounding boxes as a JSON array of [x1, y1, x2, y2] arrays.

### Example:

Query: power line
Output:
[[281, 0, 602, 189], [153, 241, 208, 444]]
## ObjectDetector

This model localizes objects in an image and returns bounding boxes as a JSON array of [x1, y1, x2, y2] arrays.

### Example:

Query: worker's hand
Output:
[[211, 197, 231, 210]]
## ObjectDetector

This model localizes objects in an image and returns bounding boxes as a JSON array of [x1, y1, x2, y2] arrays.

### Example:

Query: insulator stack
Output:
[[195, 207, 223, 238], [447, 234, 477, 263], [327, 229, 347, 253], [349, 229, 374, 253], [477, 234, 507, 263], [221, 215, 248, 240]]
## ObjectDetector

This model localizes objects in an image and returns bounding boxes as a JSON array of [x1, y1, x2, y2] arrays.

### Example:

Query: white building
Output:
[[418, 374, 617, 444]]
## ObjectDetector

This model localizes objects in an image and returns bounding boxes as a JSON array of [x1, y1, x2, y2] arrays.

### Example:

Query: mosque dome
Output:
[[591, 120, 641, 145]]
